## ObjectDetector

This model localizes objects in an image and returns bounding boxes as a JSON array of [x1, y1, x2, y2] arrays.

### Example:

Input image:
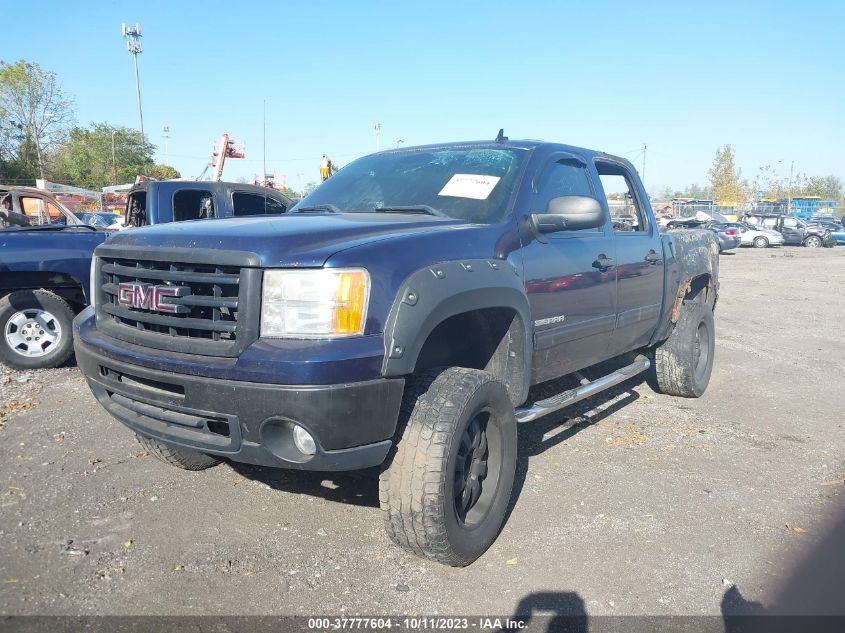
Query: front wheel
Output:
[[803, 235, 823, 248], [752, 236, 769, 248], [0, 290, 76, 370], [379, 367, 517, 566], [653, 299, 715, 398]]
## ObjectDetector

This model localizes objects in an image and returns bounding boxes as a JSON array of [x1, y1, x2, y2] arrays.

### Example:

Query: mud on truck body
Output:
[[74, 138, 719, 566]]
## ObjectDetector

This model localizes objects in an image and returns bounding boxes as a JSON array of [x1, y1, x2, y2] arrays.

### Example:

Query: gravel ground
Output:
[[0, 245, 843, 617]]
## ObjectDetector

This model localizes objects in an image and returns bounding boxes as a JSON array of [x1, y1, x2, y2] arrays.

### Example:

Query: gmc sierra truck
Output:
[[124, 180, 294, 227], [74, 137, 719, 566]]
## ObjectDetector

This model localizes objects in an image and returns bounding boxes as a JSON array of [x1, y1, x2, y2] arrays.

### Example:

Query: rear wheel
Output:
[[379, 367, 517, 566], [752, 236, 769, 248], [0, 290, 75, 370], [803, 235, 822, 248], [653, 299, 715, 398], [136, 435, 221, 471]]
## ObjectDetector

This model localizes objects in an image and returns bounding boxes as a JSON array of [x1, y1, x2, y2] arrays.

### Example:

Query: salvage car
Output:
[[743, 213, 835, 248], [811, 220, 845, 245], [719, 222, 785, 248], [124, 180, 294, 227], [1, 188, 109, 369], [665, 218, 739, 252], [75, 136, 719, 566]]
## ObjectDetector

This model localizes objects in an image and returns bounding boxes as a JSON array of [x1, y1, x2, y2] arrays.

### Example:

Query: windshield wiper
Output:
[[374, 205, 448, 218], [294, 204, 341, 213]]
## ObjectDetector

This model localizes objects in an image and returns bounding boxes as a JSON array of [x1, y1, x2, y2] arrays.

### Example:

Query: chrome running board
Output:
[[515, 354, 650, 423]]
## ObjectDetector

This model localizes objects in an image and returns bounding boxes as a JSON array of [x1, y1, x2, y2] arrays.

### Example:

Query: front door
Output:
[[779, 216, 804, 245], [521, 153, 617, 384], [594, 160, 665, 356]]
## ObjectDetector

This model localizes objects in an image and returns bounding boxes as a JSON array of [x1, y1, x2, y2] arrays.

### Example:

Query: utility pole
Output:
[[122, 23, 144, 138], [263, 100, 267, 186], [641, 143, 647, 189], [161, 125, 170, 166], [787, 160, 794, 214], [373, 122, 381, 152]]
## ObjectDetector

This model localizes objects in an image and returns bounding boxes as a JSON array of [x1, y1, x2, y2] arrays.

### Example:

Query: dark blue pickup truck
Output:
[[1, 187, 110, 369], [74, 137, 719, 566], [1, 182, 293, 370]]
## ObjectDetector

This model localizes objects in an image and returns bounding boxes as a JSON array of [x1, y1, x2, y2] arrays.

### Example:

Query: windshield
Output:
[[292, 147, 527, 223]]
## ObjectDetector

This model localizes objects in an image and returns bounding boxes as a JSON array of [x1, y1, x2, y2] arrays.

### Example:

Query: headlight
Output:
[[261, 268, 370, 338], [89, 255, 99, 309]]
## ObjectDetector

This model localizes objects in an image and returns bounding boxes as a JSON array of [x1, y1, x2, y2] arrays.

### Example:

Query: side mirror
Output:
[[531, 196, 605, 233]]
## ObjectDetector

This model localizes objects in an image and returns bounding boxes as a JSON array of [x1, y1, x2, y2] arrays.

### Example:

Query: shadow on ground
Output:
[[230, 356, 651, 524]]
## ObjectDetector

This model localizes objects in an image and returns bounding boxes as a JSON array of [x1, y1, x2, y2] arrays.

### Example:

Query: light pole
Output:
[[373, 122, 381, 152], [161, 125, 170, 165], [122, 23, 145, 138], [787, 160, 794, 214]]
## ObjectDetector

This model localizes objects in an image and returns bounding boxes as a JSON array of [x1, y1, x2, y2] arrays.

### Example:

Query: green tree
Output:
[[803, 175, 844, 203], [708, 145, 747, 203], [0, 60, 75, 180], [673, 183, 711, 199], [52, 123, 155, 189], [148, 164, 180, 180]]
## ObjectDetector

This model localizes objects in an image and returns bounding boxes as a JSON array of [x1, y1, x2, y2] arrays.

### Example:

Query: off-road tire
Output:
[[653, 299, 715, 398], [0, 290, 75, 370], [379, 367, 517, 567], [803, 235, 822, 248], [752, 236, 769, 248], [136, 434, 221, 471]]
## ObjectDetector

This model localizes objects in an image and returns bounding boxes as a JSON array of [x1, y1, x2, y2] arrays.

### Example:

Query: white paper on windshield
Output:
[[438, 174, 501, 200]]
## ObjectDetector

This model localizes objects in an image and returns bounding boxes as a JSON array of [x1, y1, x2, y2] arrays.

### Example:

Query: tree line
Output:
[[661, 144, 844, 205], [0, 59, 179, 190]]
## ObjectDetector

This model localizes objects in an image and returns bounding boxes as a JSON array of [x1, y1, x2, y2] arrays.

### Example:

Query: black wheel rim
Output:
[[453, 410, 501, 528], [693, 320, 710, 380]]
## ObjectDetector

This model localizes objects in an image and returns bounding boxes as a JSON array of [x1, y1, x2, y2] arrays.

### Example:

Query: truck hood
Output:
[[103, 213, 473, 267]]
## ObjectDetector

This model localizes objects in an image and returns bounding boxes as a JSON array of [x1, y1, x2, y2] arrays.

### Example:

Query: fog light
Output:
[[292, 425, 317, 455]]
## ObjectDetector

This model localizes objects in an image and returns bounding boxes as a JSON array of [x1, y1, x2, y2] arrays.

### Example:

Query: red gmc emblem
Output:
[[116, 283, 188, 313]]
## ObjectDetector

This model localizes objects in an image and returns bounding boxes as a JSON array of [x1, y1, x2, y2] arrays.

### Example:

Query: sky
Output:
[[2, 0, 843, 194]]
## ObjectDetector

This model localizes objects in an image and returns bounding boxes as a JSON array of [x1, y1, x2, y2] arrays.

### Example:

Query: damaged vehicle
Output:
[[1, 187, 109, 369], [75, 137, 719, 566], [124, 180, 294, 227]]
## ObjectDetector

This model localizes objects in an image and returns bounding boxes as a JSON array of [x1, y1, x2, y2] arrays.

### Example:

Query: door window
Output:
[[595, 163, 648, 233], [534, 158, 598, 232], [20, 197, 50, 225], [232, 192, 289, 216], [173, 189, 215, 222]]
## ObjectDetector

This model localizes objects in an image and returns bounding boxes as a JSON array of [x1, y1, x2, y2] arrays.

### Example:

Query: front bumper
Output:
[[74, 334, 405, 471]]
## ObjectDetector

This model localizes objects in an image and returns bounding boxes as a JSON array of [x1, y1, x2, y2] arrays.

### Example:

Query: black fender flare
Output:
[[381, 259, 532, 405]]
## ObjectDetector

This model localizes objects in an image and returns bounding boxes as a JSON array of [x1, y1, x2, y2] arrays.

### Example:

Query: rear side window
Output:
[[232, 192, 288, 216], [173, 189, 215, 222], [595, 162, 649, 233]]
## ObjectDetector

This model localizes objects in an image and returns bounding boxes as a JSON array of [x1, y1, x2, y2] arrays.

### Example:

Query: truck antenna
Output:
[[495, 128, 508, 143]]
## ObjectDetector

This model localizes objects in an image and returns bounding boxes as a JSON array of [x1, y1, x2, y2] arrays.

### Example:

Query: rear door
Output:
[[594, 159, 665, 355], [521, 152, 617, 383]]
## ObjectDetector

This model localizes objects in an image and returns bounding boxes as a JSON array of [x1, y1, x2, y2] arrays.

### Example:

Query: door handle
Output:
[[644, 250, 661, 264], [592, 255, 614, 270]]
